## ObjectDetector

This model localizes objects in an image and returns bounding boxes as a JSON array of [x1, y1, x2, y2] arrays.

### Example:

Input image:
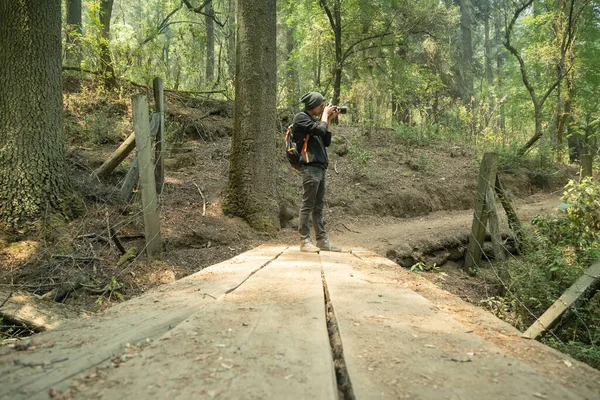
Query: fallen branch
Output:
[[109, 228, 127, 255], [337, 223, 360, 234], [75, 233, 109, 243], [51, 255, 101, 263], [192, 182, 207, 216]]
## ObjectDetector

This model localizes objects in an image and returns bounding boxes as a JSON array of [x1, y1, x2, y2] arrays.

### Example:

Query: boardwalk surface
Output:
[[1, 245, 599, 400]]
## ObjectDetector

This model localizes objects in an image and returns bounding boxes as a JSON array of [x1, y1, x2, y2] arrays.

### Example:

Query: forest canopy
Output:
[[61, 0, 600, 160]]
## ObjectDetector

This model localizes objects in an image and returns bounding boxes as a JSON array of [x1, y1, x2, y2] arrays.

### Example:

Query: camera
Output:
[[333, 105, 347, 114]]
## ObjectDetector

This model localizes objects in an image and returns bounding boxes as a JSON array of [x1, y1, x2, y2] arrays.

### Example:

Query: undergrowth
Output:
[[489, 177, 600, 369]]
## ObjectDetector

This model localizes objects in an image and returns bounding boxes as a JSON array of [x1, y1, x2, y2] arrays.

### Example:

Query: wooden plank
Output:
[[153, 77, 165, 195], [132, 94, 161, 258], [67, 248, 337, 399], [523, 260, 600, 339], [465, 152, 498, 273], [0, 246, 286, 400], [321, 250, 585, 400]]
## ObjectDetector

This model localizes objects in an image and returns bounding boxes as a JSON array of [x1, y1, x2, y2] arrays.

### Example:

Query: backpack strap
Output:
[[300, 134, 310, 163]]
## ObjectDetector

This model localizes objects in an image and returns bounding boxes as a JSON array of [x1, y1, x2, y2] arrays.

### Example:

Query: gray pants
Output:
[[299, 165, 326, 241]]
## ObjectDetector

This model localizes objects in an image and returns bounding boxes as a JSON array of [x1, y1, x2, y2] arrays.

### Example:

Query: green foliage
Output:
[[560, 177, 600, 249], [96, 276, 125, 305], [489, 177, 600, 368]]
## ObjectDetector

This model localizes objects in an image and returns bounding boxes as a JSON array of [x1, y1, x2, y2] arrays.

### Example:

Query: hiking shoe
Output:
[[317, 239, 341, 252], [300, 239, 320, 253]]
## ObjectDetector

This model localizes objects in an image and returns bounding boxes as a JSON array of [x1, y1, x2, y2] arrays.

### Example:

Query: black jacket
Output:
[[291, 111, 332, 169]]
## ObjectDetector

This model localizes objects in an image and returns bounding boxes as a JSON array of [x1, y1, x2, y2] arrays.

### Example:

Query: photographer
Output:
[[292, 91, 342, 253]]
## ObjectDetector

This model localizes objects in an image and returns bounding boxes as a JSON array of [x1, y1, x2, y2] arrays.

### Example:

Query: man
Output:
[[292, 91, 341, 253]]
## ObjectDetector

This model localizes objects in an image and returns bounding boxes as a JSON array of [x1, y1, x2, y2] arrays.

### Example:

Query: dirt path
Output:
[[328, 192, 560, 254]]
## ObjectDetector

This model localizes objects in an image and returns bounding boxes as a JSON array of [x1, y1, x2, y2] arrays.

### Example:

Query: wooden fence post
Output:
[[153, 77, 165, 195], [465, 152, 498, 274], [486, 186, 505, 261], [132, 94, 161, 258], [581, 154, 593, 179]]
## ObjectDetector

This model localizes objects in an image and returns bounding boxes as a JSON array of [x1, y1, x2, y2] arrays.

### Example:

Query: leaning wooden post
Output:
[[495, 175, 524, 253], [91, 133, 136, 179], [465, 152, 498, 274], [581, 154, 593, 179], [132, 94, 161, 258], [153, 77, 165, 195], [523, 259, 600, 339]]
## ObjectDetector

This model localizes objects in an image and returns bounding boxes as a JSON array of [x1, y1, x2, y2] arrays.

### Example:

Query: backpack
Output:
[[284, 124, 309, 170]]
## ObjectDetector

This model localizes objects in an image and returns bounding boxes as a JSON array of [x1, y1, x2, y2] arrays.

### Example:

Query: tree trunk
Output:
[[332, 0, 342, 105], [99, 0, 116, 86], [227, 0, 236, 83], [205, 1, 215, 83], [0, 0, 74, 235], [459, 0, 474, 102], [483, 0, 493, 85], [66, 0, 82, 64], [223, 0, 278, 232], [285, 25, 299, 109]]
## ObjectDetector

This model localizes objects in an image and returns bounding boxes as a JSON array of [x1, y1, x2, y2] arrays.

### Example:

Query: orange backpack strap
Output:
[[300, 134, 310, 163]]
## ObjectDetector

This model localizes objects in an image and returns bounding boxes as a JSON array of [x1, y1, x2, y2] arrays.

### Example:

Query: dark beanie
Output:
[[301, 92, 324, 110]]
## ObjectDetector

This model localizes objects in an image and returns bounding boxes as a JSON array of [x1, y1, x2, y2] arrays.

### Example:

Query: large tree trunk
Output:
[[205, 1, 215, 83], [99, 0, 116, 86], [0, 0, 73, 235], [223, 0, 278, 232]]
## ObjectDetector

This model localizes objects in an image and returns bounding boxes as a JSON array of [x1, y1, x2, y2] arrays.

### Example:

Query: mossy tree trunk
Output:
[[99, 0, 116, 86], [223, 0, 278, 233], [0, 0, 73, 235]]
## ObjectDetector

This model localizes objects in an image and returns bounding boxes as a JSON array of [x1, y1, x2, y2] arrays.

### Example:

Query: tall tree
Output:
[[226, 0, 236, 82], [66, 0, 82, 63], [459, 0, 474, 101], [205, 0, 215, 83], [0, 0, 75, 235], [99, 0, 116, 85], [223, 0, 278, 232], [505, 0, 590, 154]]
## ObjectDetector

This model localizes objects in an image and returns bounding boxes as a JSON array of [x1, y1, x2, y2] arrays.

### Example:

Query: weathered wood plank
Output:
[[0, 246, 287, 400], [69, 248, 337, 399], [523, 259, 600, 339], [321, 250, 586, 400], [132, 94, 161, 257]]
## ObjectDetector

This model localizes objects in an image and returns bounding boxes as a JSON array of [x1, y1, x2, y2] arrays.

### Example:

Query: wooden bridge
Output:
[[1, 246, 599, 399]]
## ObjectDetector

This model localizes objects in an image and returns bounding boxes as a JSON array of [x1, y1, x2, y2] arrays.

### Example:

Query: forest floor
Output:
[[0, 78, 577, 349]]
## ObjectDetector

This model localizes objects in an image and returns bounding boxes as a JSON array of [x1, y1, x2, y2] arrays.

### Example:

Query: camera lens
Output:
[[338, 106, 347, 114]]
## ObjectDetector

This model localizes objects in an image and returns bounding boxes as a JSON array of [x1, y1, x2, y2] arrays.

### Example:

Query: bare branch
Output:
[[181, 0, 225, 27]]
